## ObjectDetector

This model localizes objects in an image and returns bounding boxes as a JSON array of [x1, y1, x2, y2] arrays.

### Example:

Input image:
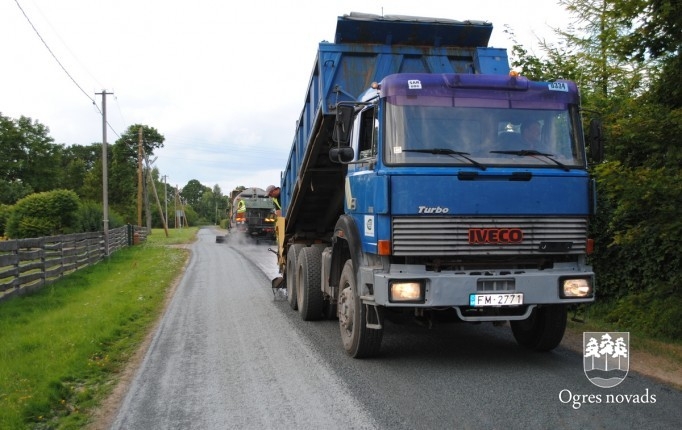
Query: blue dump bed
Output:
[[280, 12, 509, 239]]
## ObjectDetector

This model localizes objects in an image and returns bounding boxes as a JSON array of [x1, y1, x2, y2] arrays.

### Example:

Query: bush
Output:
[[590, 161, 682, 341], [75, 201, 125, 232], [5, 190, 80, 239], [604, 290, 682, 341], [0, 204, 10, 237], [77, 200, 105, 232]]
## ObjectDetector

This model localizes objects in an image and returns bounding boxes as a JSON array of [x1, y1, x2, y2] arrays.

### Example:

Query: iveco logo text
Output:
[[468, 228, 524, 244], [418, 206, 449, 214]]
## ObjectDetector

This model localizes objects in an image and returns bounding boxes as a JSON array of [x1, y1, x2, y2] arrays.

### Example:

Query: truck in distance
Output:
[[230, 187, 276, 243]]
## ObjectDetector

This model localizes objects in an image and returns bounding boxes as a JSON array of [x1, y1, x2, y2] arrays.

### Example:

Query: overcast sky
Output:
[[2, 0, 571, 195]]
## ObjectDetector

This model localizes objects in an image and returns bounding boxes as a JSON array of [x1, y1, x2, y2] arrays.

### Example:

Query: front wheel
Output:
[[338, 260, 382, 358], [510, 305, 567, 351]]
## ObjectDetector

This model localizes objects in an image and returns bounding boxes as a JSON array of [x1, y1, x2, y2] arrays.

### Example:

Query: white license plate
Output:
[[469, 293, 523, 307]]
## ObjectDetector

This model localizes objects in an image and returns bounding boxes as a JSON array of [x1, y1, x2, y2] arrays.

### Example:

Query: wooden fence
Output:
[[0, 225, 148, 302]]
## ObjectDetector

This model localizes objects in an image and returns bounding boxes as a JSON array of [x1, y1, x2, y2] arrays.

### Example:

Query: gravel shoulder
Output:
[[86, 243, 191, 430]]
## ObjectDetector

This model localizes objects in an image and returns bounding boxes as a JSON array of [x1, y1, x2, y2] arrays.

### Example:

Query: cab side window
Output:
[[358, 108, 378, 160]]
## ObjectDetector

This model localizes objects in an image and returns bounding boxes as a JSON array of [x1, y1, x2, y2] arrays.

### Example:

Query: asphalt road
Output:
[[110, 227, 682, 430]]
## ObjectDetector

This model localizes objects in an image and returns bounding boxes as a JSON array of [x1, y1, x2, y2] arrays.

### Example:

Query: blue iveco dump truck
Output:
[[273, 12, 600, 358]]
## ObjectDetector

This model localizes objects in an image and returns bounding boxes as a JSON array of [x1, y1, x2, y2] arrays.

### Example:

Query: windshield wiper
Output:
[[490, 150, 570, 171], [403, 148, 487, 170]]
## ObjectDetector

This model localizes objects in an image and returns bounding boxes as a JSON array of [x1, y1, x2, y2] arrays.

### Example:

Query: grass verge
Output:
[[0, 227, 197, 429], [567, 304, 682, 361], [565, 304, 682, 390]]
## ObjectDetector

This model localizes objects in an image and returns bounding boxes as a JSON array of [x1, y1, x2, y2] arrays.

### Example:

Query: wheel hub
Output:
[[339, 287, 354, 332]]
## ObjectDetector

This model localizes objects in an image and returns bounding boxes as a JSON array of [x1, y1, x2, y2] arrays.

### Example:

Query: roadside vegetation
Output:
[[569, 303, 682, 361], [508, 0, 682, 343], [0, 227, 197, 429]]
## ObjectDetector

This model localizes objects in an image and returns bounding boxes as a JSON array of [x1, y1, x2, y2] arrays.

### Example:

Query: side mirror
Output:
[[587, 119, 604, 163], [332, 105, 355, 144], [329, 147, 355, 163]]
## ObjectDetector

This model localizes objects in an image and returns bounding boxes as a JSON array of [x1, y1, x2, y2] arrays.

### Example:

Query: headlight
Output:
[[561, 278, 593, 298], [389, 280, 425, 303]]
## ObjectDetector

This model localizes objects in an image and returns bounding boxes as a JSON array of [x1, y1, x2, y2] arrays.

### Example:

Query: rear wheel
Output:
[[338, 260, 382, 358], [286, 244, 305, 310], [510, 305, 567, 351], [296, 246, 323, 320]]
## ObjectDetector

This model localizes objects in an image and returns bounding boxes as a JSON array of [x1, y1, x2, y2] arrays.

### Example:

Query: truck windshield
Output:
[[383, 103, 586, 168]]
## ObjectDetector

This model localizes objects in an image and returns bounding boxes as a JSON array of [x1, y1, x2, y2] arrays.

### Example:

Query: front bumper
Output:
[[363, 263, 594, 308]]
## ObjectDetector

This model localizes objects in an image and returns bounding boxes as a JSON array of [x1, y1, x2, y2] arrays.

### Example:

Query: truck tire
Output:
[[286, 244, 305, 310], [308, 244, 336, 320], [338, 260, 382, 358], [296, 246, 323, 321], [510, 305, 567, 351]]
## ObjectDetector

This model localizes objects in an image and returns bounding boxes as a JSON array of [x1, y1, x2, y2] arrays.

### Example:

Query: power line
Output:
[[14, 0, 97, 108], [14, 0, 122, 140]]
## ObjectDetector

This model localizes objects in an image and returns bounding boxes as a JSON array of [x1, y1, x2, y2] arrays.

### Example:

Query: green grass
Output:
[[0, 227, 198, 429], [567, 303, 682, 369]]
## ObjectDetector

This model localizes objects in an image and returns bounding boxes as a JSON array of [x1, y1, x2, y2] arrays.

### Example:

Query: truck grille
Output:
[[392, 216, 587, 256]]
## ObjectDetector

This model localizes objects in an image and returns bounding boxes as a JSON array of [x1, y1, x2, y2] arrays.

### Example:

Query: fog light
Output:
[[562, 278, 592, 297], [389, 280, 424, 302]]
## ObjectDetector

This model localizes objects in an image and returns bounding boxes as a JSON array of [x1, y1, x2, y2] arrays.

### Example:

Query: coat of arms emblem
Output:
[[583, 332, 629, 388]]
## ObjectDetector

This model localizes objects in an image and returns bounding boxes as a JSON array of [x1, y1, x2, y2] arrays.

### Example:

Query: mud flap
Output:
[[365, 303, 382, 330], [271, 276, 286, 301]]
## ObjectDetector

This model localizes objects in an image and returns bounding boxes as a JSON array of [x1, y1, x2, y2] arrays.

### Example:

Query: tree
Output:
[[61, 144, 101, 198], [0, 113, 25, 184], [180, 179, 210, 210], [211, 184, 229, 224], [599, 333, 615, 371], [509, 0, 682, 340], [510, 0, 649, 111], [620, 0, 682, 60], [109, 125, 165, 223], [0, 114, 62, 200], [584, 336, 600, 368], [613, 337, 628, 369], [15, 116, 64, 192], [0, 180, 33, 205], [615, 0, 682, 108]]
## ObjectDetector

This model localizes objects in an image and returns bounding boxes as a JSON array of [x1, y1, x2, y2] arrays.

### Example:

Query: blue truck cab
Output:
[[275, 12, 595, 358]]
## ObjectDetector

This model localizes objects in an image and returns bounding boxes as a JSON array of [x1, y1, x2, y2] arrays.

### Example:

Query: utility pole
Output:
[[174, 185, 178, 229], [145, 154, 169, 237], [96, 90, 113, 256], [162, 175, 168, 230], [137, 127, 143, 227]]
